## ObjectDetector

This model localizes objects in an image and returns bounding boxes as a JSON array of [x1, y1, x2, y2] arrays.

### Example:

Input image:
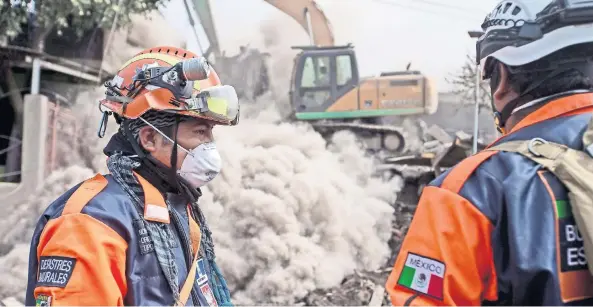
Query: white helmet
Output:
[[477, 0, 593, 78]]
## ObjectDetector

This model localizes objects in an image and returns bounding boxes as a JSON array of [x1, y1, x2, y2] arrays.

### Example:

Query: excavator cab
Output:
[[290, 45, 360, 119], [290, 44, 438, 122]]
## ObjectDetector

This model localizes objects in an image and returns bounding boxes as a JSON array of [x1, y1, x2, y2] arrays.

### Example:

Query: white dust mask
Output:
[[177, 142, 222, 189], [139, 117, 222, 189]]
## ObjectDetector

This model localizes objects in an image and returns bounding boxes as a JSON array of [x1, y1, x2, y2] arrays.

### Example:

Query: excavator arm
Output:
[[263, 0, 335, 47]]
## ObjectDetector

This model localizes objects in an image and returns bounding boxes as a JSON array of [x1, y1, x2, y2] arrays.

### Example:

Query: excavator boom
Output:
[[263, 0, 335, 47]]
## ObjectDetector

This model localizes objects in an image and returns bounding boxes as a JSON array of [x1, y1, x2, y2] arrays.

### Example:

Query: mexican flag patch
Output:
[[35, 294, 52, 307], [397, 252, 445, 300]]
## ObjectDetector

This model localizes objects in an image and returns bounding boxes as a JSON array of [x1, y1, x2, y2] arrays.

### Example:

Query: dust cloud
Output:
[[199, 97, 401, 304]]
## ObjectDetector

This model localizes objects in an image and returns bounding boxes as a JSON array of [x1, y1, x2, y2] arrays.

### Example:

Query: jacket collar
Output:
[[487, 93, 593, 148], [134, 171, 171, 224]]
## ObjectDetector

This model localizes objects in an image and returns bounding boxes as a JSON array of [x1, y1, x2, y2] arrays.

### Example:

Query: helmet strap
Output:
[[123, 119, 147, 159], [169, 116, 181, 191]]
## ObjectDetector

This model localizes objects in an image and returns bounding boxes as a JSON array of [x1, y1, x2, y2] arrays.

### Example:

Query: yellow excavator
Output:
[[263, 0, 439, 154]]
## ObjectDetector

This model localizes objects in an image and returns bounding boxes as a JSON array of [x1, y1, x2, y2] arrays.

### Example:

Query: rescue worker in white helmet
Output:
[[25, 46, 238, 306], [385, 0, 593, 305]]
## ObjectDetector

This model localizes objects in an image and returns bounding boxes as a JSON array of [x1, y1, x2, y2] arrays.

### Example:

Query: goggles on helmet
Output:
[[102, 57, 240, 126], [182, 85, 239, 125]]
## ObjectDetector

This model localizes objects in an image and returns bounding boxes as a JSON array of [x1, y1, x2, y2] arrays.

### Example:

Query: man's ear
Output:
[[493, 63, 511, 102], [138, 126, 158, 153]]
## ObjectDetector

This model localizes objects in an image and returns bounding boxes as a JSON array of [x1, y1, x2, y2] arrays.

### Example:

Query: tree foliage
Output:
[[0, 0, 169, 50], [446, 54, 492, 113]]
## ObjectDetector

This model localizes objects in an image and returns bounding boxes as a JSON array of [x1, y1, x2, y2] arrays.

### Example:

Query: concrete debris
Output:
[[214, 47, 270, 100], [426, 124, 453, 144], [423, 123, 488, 154], [369, 285, 387, 306], [422, 139, 443, 152], [297, 270, 385, 306], [455, 130, 473, 142], [0, 297, 23, 307]]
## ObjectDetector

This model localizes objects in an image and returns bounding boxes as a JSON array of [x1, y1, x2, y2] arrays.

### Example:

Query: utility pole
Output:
[[468, 30, 484, 154]]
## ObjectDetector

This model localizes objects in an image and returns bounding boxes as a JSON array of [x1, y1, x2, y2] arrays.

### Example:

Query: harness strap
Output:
[[176, 206, 202, 307], [441, 151, 499, 194], [486, 140, 568, 171], [583, 114, 593, 156]]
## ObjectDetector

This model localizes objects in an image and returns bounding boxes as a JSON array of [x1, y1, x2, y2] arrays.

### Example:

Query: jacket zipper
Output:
[[170, 208, 201, 305]]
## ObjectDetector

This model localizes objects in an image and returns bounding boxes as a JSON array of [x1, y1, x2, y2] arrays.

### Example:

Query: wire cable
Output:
[[405, 0, 485, 14], [371, 0, 484, 22]]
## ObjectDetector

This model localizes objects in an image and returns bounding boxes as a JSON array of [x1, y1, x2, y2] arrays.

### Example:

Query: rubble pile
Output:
[[409, 118, 491, 155]]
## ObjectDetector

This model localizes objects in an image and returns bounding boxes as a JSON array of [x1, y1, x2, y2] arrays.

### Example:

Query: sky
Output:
[[161, 0, 501, 91]]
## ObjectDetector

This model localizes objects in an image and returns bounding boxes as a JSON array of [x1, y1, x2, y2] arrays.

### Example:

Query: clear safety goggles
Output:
[[184, 85, 240, 124]]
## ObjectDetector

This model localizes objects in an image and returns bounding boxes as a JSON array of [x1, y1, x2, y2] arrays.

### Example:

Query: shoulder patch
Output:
[[200, 283, 218, 307], [196, 258, 209, 285], [35, 294, 52, 307], [539, 171, 593, 302], [134, 219, 155, 254], [37, 256, 77, 288], [397, 252, 445, 300]]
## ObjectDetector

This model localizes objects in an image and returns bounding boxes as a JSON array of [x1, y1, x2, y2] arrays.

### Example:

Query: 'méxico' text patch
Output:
[[397, 252, 446, 300], [37, 256, 77, 288]]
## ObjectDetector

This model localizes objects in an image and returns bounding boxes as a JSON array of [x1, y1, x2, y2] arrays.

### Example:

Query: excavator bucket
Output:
[[213, 47, 271, 100], [382, 135, 488, 177]]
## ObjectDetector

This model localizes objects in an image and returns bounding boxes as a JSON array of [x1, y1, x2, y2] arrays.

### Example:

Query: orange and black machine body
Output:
[[289, 44, 438, 121]]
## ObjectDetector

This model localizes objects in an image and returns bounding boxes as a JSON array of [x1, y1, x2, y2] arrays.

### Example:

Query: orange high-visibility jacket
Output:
[[25, 172, 218, 306]]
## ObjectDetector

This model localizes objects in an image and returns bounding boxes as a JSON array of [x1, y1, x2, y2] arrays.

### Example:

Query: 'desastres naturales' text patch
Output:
[[36, 256, 77, 288]]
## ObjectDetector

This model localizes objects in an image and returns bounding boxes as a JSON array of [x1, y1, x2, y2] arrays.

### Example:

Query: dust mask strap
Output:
[[138, 116, 191, 154]]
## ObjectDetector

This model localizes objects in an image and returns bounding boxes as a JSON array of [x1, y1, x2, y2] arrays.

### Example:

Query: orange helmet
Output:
[[100, 46, 239, 126]]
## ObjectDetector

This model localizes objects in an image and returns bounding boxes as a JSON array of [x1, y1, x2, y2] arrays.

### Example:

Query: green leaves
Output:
[[0, 0, 170, 49], [0, 2, 28, 39]]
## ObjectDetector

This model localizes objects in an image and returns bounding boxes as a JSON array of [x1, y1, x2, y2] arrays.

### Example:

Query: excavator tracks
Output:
[[310, 121, 407, 154]]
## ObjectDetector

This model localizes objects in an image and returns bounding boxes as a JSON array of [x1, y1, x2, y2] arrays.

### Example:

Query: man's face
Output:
[[139, 118, 214, 169]]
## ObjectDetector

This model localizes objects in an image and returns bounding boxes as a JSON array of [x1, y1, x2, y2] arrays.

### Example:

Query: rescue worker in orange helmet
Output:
[[25, 46, 239, 306], [385, 0, 593, 305]]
